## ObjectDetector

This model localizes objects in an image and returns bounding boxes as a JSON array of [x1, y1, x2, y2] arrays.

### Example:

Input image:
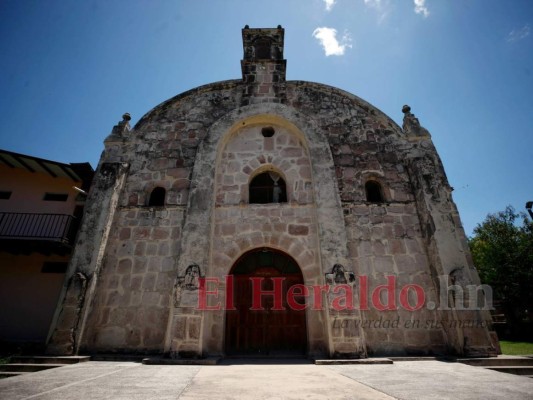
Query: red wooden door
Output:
[[225, 251, 307, 356]]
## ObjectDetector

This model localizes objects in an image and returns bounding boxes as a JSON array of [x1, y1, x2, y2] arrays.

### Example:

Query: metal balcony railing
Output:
[[0, 212, 77, 244]]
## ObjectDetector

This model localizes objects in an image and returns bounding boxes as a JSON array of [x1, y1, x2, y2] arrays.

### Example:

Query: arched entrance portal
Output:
[[225, 249, 307, 356]]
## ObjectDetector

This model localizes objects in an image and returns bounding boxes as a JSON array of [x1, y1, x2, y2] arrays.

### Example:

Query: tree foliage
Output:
[[469, 206, 533, 335]]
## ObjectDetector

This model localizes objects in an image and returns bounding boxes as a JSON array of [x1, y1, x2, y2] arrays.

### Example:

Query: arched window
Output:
[[365, 181, 384, 203], [148, 187, 166, 207], [249, 172, 287, 204]]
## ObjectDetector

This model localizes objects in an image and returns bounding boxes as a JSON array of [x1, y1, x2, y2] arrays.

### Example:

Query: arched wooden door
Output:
[[225, 249, 307, 356]]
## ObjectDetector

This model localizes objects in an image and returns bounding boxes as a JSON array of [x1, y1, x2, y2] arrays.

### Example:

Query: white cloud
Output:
[[323, 0, 336, 11], [364, 0, 382, 7], [507, 24, 530, 43], [414, 0, 429, 18], [312, 27, 352, 56], [363, 0, 390, 24]]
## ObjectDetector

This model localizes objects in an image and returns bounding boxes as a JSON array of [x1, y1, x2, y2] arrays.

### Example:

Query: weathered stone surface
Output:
[[47, 26, 497, 359]]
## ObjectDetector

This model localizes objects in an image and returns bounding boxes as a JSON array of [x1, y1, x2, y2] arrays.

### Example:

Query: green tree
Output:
[[469, 206, 533, 338]]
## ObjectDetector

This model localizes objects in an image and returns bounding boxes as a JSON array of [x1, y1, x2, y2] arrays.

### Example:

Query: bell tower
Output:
[[241, 25, 286, 104]]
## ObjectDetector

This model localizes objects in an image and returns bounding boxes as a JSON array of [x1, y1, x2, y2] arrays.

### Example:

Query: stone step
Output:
[[315, 358, 393, 365], [10, 356, 91, 365], [0, 371, 31, 378], [0, 363, 64, 373], [90, 354, 145, 362], [486, 366, 533, 376], [458, 357, 533, 367], [389, 356, 454, 362], [142, 357, 220, 365]]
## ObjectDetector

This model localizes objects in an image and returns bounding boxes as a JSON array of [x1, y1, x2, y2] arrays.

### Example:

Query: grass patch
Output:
[[499, 340, 533, 355], [0, 356, 11, 365]]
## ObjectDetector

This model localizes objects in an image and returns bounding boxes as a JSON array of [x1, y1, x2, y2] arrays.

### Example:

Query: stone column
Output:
[[46, 115, 131, 355], [402, 105, 497, 356]]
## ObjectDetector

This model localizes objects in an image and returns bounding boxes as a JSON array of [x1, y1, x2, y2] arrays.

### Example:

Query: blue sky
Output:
[[0, 0, 532, 235]]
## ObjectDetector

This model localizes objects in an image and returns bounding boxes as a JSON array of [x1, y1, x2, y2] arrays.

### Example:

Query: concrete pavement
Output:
[[0, 359, 532, 399], [328, 360, 533, 400]]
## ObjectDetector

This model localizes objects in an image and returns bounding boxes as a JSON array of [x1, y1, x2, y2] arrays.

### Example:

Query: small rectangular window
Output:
[[43, 193, 68, 201], [41, 262, 68, 273], [0, 191, 12, 200]]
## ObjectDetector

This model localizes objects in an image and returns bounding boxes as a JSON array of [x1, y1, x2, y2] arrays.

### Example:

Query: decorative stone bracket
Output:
[[325, 263, 356, 286], [173, 263, 203, 308]]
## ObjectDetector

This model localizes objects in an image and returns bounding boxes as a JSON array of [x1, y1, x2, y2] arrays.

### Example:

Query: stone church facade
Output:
[[47, 26, 498, 359]]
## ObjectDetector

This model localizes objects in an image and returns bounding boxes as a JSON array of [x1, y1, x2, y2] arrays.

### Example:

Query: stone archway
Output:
[[225, 248, 307, 357], [167, 105, 357, 359]]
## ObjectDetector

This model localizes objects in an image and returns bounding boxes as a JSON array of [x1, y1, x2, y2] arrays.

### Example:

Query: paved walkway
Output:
[[0, 359, 532, 399]]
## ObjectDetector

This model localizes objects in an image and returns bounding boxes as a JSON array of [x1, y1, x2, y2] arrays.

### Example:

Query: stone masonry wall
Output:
[[53, 76, 495, 357], [75, 82, 245, 353], [78, 207, 183, 353], [206, 122, 326, 355], [285, 82, 448, 355]]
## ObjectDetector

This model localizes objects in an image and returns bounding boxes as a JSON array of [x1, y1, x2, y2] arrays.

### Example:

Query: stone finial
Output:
[[110, 112, 132, 137], [402, 105, 430, 138], [244, 24, 249, 29]]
